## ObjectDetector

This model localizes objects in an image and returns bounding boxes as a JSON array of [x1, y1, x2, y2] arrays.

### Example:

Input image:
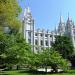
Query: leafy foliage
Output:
[[52, 36, 74, 59], [0, 0, 22, 33], [29, 48, 70, 72], [0, 33, 32, 69], [39, 48, 70, 72]]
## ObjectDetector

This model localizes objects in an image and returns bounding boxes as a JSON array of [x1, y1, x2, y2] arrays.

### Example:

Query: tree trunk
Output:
[[9, 66, 12, 70], [51, 65, 58, 73], [17, 65, 19, 70], [45, 65, 47, 72]]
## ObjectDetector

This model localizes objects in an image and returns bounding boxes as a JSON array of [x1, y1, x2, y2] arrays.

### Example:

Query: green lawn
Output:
[[1, 70, 75, 75]]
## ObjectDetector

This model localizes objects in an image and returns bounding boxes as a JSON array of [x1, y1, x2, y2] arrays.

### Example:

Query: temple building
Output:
[[23, 7, 75, 53]]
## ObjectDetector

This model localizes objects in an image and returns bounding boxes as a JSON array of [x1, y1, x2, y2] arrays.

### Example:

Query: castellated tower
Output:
[[65, 16, 74, 36], [22, 7, 34, 52], [57, 15, 75, 47], [65, 15, 75, 47], [22, 7, 56, 53], [58, 16, 65, 36]]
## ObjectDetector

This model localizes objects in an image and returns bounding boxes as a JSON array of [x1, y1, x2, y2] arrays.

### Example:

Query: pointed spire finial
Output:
[[68, 12, 69, 19], [67, 12, 72, 21], [24, 8, 27, 16], [60, 14, 64, 23], [55, 26, 57, 32], [27, 7, 31, 13], [24, 7, 31, 17]]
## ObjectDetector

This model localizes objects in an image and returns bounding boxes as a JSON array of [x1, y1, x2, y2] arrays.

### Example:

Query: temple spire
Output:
[[60, 15, 64, 23], [58, 15, 65, 36], [27, 7, 31, 13], [68, 12, 69, 19], [24, 8, 27, 16], [67, 13, 72, 21], [24, 7, 31, 17]]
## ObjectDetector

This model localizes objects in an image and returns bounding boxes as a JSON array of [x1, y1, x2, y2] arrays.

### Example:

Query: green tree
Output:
[[52, 36, 74, 59], [39, 48, 70, 72], [29, 48, 70, 72], [0, 33, 7, 55], [0, 0, 22, 33], [5, 33, 32, 69], [0, 33, 32, 69], [0, 33, 7, 68], [28, 53, 41, 70]]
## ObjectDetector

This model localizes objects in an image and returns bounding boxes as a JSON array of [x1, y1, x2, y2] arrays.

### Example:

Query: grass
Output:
[[1, 70, 75, 75]]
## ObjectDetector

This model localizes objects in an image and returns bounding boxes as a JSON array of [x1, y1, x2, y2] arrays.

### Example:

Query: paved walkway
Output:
[[37, 68, 63, 72]]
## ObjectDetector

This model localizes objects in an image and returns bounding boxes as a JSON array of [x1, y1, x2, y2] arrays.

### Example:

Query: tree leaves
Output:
[[0, 33, 32, 67], [0, 0, 22, 33], [52, 36, 74, 59]]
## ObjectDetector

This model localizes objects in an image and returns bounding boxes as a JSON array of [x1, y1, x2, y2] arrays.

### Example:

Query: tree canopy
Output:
[[29, 48, 70, 72], [52, 36, 74, 59], [0, 32, 32, 69], [0, 0, 22, 33], [39, 48, 70, 72]]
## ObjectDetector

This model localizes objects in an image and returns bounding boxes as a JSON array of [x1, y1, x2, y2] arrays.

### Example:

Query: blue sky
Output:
[[18, 0, 75, 31]]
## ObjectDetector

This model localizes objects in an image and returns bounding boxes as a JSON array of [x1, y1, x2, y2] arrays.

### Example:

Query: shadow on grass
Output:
[[19, 70, 63, 75]]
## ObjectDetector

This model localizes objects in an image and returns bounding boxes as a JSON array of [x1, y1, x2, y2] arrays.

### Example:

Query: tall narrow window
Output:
[[35, 33, 38, 36], [45, 40, 48, 46], [28, 32, 31, 37], [45, 34, 48, 37], [35, 39, 38, 45], [41, 40, 43, 46], [40, 33, 43, 37]]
